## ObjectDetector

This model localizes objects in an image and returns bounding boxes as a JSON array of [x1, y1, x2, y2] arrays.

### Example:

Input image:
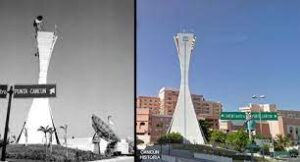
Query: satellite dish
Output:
[[91, 114, 120, 142], [36, 15, 43, 21]]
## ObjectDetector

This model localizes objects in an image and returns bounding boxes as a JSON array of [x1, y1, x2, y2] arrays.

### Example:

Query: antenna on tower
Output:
[[33, 15, 44, 35], [33, 15, 44, 58]]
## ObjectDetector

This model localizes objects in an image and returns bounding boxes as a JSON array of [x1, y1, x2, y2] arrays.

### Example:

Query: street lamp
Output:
[[252, 95, 265, 161], [251, 95, 265, 136]]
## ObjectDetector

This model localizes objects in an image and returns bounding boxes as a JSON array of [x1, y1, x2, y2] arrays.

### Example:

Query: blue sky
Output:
[[137, 0, 300, 111]]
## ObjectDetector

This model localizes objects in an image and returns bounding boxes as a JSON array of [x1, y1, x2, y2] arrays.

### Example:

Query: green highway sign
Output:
[[220, 112, 278, 121], [220, 112, 246, 120], [251, 112, 278, 121]]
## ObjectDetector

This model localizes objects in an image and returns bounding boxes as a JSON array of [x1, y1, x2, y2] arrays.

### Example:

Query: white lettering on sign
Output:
[[30, 88, 46, 94], [15, 89, 28, 94], [0, 89, 7, 94]]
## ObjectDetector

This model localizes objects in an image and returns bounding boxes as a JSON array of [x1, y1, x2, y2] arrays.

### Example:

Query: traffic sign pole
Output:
[[1, 86, 13, 161]]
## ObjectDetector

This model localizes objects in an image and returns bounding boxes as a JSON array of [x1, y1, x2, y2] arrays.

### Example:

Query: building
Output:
[[159, 87, 222, 129], [136, 96, 160, 145], [239, 104, 277, 113], [136, 96, 160, 115], [136, 88, 223, 144], [136, 108, 151, 145], [277, 110, 300, 144], [150, 114, 172, 143], [136, 108, 150, 135]]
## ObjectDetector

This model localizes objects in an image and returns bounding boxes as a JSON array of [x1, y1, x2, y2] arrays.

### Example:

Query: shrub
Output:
[[289, 149, 299, 158], [4, 144, 109, 161], [157, 132, 183, 144]]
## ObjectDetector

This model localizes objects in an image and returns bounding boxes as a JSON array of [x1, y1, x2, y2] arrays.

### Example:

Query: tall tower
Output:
[[169, 33, 205, 144], [18, 24, 59, 144]]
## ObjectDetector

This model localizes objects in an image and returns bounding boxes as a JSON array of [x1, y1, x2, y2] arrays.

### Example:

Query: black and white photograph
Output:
[[0, 0, 134, 161]]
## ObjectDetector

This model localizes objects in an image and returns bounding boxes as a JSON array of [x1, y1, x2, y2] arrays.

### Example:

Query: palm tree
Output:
[[37, 125, 52, 161], [59, 124, 68, 146], [60, 124, 68, 159], [11, 135, 17, 143], [48, 128, 54, 154]]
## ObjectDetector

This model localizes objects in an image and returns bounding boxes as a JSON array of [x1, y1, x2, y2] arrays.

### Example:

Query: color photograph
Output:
[[136, 0, 300, 161]]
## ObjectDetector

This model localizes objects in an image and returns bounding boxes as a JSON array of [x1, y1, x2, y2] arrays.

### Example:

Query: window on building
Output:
[[290, 127, 293, 134]]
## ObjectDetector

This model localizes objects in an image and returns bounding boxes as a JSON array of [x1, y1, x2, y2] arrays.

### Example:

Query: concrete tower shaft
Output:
[[18, 31, 58, 144], [169, 33, 205, 144]]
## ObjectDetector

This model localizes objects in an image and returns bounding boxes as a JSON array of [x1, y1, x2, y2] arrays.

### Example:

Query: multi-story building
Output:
[[136, 108, 151, 145], [239, 104, 277, 113], [277, 110, 300, 144], [136, 96, 160, 145], [136, 96, 160, 115], [136, 88, 223, 144], [149, 114, 172, 143], [159, 87, 222, 129]]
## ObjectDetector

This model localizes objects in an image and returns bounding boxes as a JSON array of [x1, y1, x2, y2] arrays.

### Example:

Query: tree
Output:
[[274, 134, 292, 151], [37, 125, 52, 161], [225, 129, 249, 152], [11, 135, 17, 143], [48, 128, 54, 154], [198, 120, 212, 141], [38, 126, 50, 145], [289, 149, 299, 158], [59, 124, 68, 145], [60, 124, 69, 158], [210, 130, 226, 145], [157, 132, 183, 144], [253, 133, 264, 139]]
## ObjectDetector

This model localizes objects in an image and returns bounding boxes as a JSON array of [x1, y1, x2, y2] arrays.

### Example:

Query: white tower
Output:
[[169, 33, 205, 144], [18, 31, 59, 144]]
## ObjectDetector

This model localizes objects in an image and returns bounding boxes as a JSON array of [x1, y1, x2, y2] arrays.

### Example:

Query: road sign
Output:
[[220, 112, 278, 121], [251, 112, 278, 121], [220, 112, 246, 120], [0, 85, 8, 98], [14, 84, 56, 98]]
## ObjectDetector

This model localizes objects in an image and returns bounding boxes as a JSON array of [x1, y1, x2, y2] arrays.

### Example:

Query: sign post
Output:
[[1, 86, 14, 161], [221, 111, 278, 162], [0, 84, 56, 161]]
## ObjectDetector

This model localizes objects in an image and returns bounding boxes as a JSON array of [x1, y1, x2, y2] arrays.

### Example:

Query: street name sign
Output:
[[0, 85, 8, 98], [220, 112, 278, 121], [14, 84, 56, 98]]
